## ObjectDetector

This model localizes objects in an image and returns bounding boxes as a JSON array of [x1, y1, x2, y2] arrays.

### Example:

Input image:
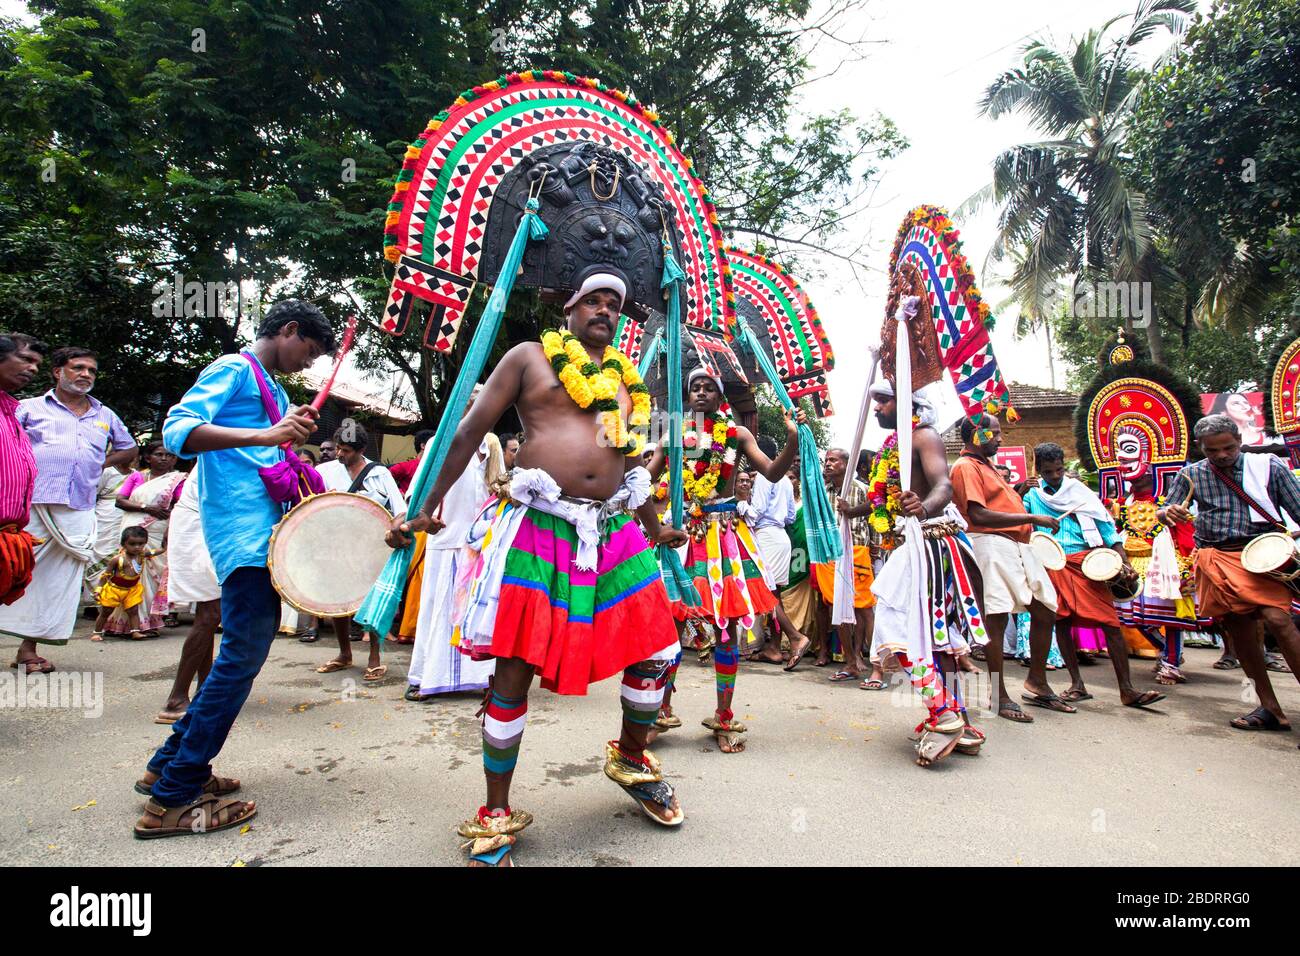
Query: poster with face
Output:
[[1200, 392, 1272, 447], [993, 446, 1028, 484]]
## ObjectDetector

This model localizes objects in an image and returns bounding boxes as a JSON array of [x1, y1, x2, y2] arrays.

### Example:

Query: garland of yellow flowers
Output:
[[541, 329, 651, 455]]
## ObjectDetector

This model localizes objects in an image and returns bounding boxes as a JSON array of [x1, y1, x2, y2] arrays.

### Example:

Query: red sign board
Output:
[[994, 446, 1029, 483]]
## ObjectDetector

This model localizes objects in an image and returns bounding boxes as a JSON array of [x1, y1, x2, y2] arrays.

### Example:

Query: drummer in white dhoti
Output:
[[949, 413, 1062, 723], [314, 420, 406, 682], [1022, 442, 1165, 710], [0, 346, 137, 674], [405, 385, 503, 700]]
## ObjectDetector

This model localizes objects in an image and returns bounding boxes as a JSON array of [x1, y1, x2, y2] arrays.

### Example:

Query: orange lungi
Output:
[[811, 545, 875, 609], [1195, 546, 1294, 618], [1048, 551, 1120, 628], [0, 523, 36, 606]]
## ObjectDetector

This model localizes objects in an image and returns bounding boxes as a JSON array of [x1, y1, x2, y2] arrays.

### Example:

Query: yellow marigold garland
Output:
[[541, 329, 649, 456]]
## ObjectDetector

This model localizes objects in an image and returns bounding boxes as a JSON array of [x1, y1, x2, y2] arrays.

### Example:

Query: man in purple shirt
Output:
[[0, 347, 136, 673]]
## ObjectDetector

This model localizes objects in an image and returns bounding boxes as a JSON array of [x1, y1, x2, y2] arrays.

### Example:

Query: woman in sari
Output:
[[110, 441, 183, 637]]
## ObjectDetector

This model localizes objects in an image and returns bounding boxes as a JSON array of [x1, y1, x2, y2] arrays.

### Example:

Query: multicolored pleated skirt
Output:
[[465, 507, 677, 696], [674, 516, 777, 631]]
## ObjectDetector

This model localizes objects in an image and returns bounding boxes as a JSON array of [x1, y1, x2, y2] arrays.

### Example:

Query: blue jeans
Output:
[[147, 566, 280, 806]]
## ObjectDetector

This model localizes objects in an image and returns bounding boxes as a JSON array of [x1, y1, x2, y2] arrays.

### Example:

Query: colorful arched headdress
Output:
[[1270, 335, 1300, 467], [381, 70, 735, 350], [880, 205, 1014, 427], [1078, 334, 1196, 501], [727, 248, 835, 416]]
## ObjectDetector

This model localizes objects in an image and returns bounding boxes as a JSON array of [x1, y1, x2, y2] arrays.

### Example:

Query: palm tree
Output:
[[995, 243, 1061, 388], [962, 0, 1194, 364]]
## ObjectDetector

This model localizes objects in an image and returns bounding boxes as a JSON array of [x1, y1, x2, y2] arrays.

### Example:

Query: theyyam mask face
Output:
[[1116, 428, 1150, 481]]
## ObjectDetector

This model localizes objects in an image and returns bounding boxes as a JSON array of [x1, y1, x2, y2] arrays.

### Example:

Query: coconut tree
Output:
[[962, 0, 1195, 364]]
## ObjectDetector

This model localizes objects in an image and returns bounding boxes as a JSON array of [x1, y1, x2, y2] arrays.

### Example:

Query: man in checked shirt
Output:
[[1160, 414, 1300, 735]]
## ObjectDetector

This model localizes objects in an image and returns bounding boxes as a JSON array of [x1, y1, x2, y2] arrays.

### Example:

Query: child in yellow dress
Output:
[[93, 526, 158, 640]]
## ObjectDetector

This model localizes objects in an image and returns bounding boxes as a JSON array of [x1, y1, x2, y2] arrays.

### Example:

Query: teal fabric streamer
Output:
[[355, 199, 550, 639], [656, 248, 700, 606], [636, 328, 662, 379], [736, 316, 843, 565]]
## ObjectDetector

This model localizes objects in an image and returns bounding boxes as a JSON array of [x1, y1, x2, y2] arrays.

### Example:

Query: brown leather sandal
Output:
[[133, 793, 256, 839]]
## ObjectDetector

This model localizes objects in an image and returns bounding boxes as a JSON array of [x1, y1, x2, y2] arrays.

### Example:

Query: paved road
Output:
[[3, 621, 1298, 866]]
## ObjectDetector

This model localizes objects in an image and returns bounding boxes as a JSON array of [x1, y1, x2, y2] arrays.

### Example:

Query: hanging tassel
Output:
[[355, 199, 550, 639], [659, 244, 701, 607], [636, 328, 663, 380], [734, 314, 842, 566]]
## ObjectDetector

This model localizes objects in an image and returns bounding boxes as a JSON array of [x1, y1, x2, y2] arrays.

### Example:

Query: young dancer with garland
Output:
[[647, 367, 803, 754], [388, 268, 690, 866], [866, 380, 990, 766]]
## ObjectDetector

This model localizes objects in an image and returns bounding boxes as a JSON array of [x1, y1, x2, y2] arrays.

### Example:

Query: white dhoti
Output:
[[406, 439, 495, 696], [968, 532, 1058, 615], [0, 505, 95, 645], [754, 525, 792, 588], [166, 479, 221, 606], [408, 544, 495, 695]]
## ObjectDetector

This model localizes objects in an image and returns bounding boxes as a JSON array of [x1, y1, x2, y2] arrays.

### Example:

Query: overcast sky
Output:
[[2, 0, 1204, 437], [789, 0, 1205, 445]]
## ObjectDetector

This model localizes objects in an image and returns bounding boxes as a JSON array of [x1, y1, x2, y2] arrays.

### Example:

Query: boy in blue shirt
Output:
[[133, 300, 333, 838], [1024, 442, 1165, 711]]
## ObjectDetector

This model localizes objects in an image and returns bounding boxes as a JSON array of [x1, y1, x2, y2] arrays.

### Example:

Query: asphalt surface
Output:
[[2, 619, 1298, 866]]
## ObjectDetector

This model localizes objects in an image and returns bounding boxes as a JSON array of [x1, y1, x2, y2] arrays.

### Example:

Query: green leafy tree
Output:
[[1130, 0, 1300, 328]]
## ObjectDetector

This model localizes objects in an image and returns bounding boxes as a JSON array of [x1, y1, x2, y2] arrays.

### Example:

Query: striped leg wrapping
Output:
[[620, 659, 669, 726], [482, 691, 528, 775]]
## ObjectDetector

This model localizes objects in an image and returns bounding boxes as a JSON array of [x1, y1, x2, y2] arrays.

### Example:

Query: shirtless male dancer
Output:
[[388, 269, 690, 866], [868, 381, 990, 766]]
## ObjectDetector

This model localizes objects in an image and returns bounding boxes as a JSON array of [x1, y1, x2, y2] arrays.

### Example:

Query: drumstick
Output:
[[279, 314, 358, 452], [310, 314, 358, 414]]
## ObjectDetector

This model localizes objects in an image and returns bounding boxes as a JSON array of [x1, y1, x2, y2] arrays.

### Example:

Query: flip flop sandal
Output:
[[1060, 689, 1094, 703], [403, 686, 423, 701], [1265, 657, 1293, 673], [827, 670, 858, 683], [1020, 693, 1077, 714], [783, 639, 811, 672], [315, 660, 352, 674], [654, 711, 682, 730], [1212, 657, 1240, 670], [154, 710, 185, 725], [133, 793, 256, 839], [1124, 692, 1166, 709], [363, 665, 388, 682], [859, 679, 887, 691], [90, 632, 105, 642], [998, 702, 1034, 723], [1229, 706, 1291, 731]]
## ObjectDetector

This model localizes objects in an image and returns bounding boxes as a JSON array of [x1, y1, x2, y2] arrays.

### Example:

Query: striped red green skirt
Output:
[[674, 518, 777, 631], [488, 508, 677, 696]]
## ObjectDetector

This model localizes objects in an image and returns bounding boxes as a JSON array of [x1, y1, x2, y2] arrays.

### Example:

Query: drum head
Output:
[[269, 492, 395, 617], [1029, 531, 1066, 571], [1242, 533, 1297, 574], [1082, 548, 1122, 581]]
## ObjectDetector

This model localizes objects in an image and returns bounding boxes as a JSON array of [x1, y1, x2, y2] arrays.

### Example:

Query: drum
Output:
[[1081, 548, 1122, 582], [1241, 532, 1300, 594], [1028, 531, 1066, 571], [1081, 547, 1141, 601], [268, 492, 395, 617]]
